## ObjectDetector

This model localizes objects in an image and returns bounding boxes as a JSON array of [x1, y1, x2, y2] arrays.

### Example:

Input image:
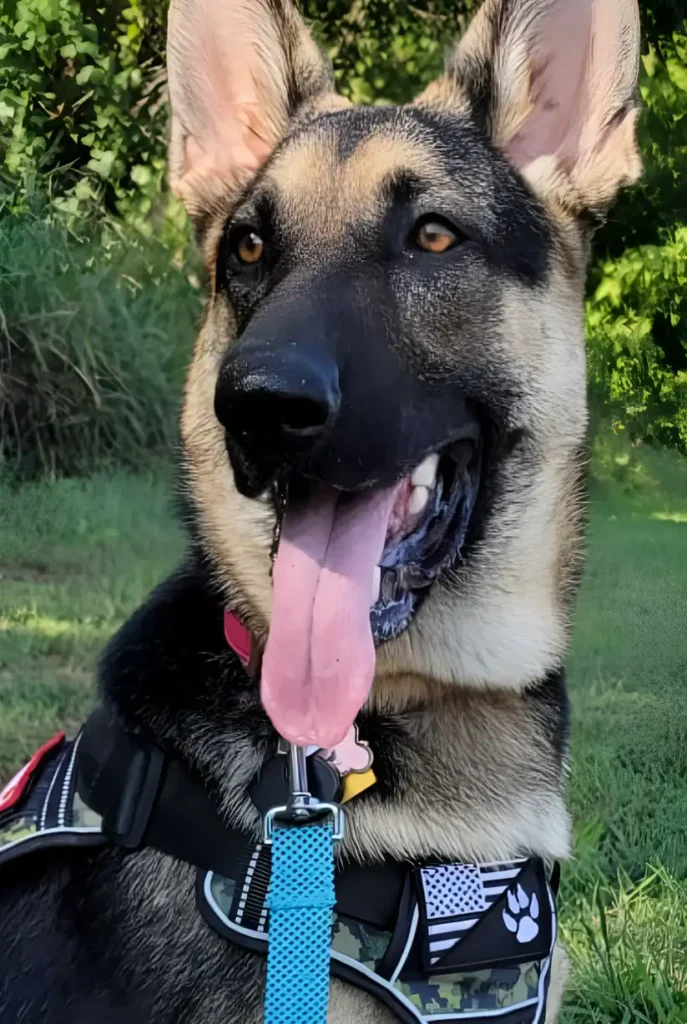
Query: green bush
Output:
[[0, 0, 469, 223], [0, 211, 202, 477], [0, 0, 169, 229], [588, 34, 687, 451], [308, 0, 465, 105], [588, 226, 687, 452]]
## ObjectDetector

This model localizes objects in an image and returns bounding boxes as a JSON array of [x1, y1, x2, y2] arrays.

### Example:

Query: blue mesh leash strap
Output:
[[265, 820, 336, 1024]]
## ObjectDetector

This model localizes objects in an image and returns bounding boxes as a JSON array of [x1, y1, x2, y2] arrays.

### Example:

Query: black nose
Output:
[[215, 342, 341, 494]]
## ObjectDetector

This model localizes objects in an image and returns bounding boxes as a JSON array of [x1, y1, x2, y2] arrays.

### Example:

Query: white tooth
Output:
[[408, 486, 429, 517], [371, 565, 381, 605], [411, 453, 439, 488]]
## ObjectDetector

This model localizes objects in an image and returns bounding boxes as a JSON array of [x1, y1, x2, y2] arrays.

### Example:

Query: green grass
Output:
[[0, 466, 184, 771], [0, 436, 686, 1020], [0, 211, 202, 478], [560, 435, 687, 1022]]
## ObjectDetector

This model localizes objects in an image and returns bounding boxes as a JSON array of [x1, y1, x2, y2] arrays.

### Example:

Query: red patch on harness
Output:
[[0, 731, 65, 815]]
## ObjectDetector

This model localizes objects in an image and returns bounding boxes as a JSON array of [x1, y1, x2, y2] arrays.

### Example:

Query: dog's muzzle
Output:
[[212, 275, 485, 747]]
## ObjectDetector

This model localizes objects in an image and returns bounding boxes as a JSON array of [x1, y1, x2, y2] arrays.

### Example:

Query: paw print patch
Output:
[[502, 883, 540, 943], [414, 858, 554, 975]]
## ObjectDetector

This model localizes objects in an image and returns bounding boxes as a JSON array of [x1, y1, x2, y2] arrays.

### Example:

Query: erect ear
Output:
[[166, 0, 336, 218], [416, 0, 642, 214]]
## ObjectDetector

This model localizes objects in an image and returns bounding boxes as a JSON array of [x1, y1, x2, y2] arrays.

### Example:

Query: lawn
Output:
[[0, 465, 184, 775], [0, 438, 686, 1022]]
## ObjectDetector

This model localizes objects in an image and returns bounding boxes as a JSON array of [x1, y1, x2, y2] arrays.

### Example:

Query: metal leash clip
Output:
[[263, 742, 344, 844]]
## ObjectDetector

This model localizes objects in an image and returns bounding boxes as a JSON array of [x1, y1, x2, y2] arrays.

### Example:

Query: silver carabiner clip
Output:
[[263, 742, 344, 844]]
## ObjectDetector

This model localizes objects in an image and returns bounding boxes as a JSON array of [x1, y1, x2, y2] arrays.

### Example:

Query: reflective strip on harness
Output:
[[0, 732, 104, 869]]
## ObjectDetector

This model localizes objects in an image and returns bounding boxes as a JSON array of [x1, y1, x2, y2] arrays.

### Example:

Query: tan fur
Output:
[[349, 684, 570, 864], [265, 132, 445, 248], [181, 310, 274, 639], [545, 945, 571, 1023]]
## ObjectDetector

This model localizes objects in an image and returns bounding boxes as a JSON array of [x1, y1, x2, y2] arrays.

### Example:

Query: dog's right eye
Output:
[[232, 228, 264, 266], [413, 220, 458, 254]]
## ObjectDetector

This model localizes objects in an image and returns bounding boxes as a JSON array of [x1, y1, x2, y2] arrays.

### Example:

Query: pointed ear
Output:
[[166, 0, 335, 218], [417, 0, 642, 213]]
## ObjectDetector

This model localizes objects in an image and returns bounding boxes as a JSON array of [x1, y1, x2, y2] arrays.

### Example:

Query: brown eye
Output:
[[235, 230, 264, 265], [415, 221, 457, 254]]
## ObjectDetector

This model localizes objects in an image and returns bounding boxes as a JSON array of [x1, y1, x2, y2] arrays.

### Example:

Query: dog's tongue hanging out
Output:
[[261, 485, 398, 748]]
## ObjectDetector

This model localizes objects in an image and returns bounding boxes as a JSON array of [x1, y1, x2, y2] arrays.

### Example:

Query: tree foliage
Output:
[[0, 0, 168, 227], [590, 32, 687, 451], [0, 0, 685, 457]]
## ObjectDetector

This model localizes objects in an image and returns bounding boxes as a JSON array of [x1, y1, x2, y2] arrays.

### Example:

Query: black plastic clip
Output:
[[77, 709, 167, 851], [103, 743, 165, 848]]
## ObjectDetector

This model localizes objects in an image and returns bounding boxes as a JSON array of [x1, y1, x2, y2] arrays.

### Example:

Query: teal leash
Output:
[[263, 745, 344, 1024], [265, 821, 336, 1024]]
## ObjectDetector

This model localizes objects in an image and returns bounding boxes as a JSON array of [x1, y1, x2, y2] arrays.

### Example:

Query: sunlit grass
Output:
[[560, 436, 687, 1021], [650, 511, 687, 523], [0, 466, 184, 776], [560, 866, 687, 1023], [0, 213, 201, 478]]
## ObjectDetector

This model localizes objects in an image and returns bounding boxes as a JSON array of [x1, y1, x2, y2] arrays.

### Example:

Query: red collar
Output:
[[223, 610, 252, 667]]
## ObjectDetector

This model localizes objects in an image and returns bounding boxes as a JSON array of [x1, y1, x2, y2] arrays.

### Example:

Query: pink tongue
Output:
[[261, 485, 398, 748]]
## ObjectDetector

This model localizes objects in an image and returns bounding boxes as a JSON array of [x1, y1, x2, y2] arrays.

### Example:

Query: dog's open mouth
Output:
[[372, 438, 481, 643], [260, 428, 482, 749]]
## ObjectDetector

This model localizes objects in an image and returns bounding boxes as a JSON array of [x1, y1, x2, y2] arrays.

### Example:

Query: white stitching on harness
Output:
[[235, 841, 263, 924], [58, 734, 81, 827], [39, 745, 67, 830]]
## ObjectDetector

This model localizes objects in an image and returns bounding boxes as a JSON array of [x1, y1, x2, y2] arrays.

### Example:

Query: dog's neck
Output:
[[98, 553, 570, 866]]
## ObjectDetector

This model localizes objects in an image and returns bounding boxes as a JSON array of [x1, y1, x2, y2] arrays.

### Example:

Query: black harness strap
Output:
[[76, 706, 407, 929], [77, 706, 253, 876]]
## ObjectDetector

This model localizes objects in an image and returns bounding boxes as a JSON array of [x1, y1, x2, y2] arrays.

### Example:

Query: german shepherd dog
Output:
[[0, 0, 641, 1021]]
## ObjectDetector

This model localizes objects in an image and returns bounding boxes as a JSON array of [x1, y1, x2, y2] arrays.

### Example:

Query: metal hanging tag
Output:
[[263, 742, 344, 844]]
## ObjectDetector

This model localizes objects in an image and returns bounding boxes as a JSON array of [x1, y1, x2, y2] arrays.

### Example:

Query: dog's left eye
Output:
[[233, 229, 264, 265], [413, 221, 458, 254]]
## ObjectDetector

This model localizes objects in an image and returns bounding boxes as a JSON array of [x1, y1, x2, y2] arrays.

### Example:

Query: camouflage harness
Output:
[[1, 724, 559, 1024]]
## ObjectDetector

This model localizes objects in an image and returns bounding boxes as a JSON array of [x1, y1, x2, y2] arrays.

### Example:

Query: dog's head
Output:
[[168, 0, 641, 746]]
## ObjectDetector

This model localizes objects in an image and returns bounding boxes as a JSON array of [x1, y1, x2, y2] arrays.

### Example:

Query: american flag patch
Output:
[[419, 859, 527, 963]]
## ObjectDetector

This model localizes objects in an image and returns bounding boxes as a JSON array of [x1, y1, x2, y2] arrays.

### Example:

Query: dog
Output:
[[0, 0, 641, 1021]]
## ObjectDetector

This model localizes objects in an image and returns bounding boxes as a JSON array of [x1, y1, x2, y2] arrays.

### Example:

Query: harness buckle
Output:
[[262, 743, 345, 843]]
